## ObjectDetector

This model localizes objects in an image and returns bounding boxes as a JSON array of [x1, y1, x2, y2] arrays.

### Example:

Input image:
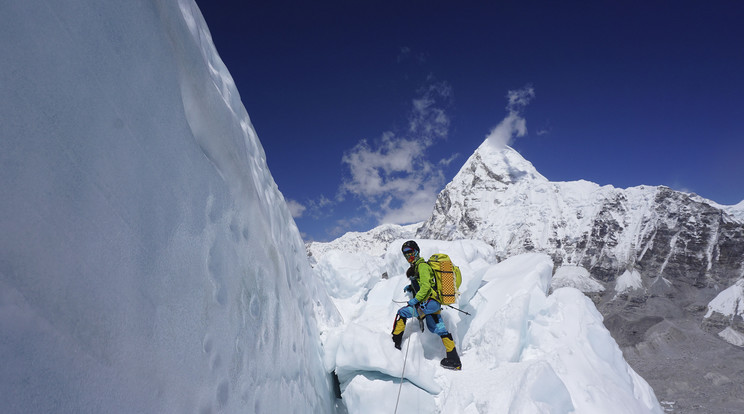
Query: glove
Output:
[[403, 285, 413, 294], [408, 297, 419, 307]]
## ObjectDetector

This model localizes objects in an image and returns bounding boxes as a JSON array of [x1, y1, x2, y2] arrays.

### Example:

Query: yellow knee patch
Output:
[[442, 336, 456, 352], [392, 318, 406, 335]]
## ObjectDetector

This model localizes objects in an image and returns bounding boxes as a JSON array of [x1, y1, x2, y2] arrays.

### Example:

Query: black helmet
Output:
[[401, 240, 420, 253]]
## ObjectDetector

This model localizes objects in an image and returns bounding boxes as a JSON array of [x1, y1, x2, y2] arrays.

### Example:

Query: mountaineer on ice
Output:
[[391, 240, 462, 370]]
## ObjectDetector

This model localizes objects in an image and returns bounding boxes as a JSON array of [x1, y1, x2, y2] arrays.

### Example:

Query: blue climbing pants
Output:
[[396, 299, 450, 336]]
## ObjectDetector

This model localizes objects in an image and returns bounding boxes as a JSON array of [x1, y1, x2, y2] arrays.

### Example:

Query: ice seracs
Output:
[[312, 238, 663, 413], [551, 265, 605, 293]]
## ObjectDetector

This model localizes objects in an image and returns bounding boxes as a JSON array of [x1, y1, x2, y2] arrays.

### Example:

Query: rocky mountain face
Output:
[[415, 139, 744, 413], [419, 141, 744, 289]]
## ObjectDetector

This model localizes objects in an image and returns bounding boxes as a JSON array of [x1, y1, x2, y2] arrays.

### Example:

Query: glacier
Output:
[[2, 0, 667, 413], [314, 237, 663, 413]]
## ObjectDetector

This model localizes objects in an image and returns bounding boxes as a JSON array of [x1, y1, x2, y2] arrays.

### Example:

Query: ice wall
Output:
[[0, 1, 336, 413]]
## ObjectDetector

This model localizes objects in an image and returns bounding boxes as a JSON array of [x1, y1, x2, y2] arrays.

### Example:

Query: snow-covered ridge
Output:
[[307, 222, 421, 265], [423, 142, 739, 266], [705, 279, 744, 319], [703, 198, 744, 223], [419, 142, 744, 296]]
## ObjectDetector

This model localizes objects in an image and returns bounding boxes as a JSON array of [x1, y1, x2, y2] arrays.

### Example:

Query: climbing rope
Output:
[[393, 332, 412, 414]]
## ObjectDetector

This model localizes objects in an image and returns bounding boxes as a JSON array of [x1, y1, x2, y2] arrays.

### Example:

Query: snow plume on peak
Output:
[[1, 1, 336, 413], [313, 239, 663, 413], [485, 85, 535, 150]]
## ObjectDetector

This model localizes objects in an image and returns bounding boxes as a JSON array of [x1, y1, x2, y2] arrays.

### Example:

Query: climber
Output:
[[391, 240, 462, 370]]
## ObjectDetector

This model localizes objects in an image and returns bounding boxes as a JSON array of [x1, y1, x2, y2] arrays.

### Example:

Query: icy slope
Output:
[[315, 239, 663, 413], [0, 1, 336, 413]]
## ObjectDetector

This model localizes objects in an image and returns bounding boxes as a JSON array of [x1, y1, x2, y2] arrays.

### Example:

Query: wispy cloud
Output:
[[298, 84, 536, 239], [328, 216, 368, 239], [485, 85, 535, 149], [286, 199, 306, 218], [290, 195, 334, 220], [397, 46, 428, 64], [338, 80, 454, 227], [397, 46, 412, 63]]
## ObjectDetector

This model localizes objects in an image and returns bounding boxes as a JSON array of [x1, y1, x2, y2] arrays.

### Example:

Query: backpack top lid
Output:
[[428, 253, 448, 261]]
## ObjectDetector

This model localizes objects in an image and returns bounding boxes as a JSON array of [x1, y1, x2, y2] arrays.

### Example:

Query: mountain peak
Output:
[[454, 142, 547, 189]]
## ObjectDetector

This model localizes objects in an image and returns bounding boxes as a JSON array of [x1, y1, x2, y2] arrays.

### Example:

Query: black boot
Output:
[[392, 332, 403, 350], [440, 333, 462, 370], [391, 316, 407, 350], [440, 348, 461, 370]]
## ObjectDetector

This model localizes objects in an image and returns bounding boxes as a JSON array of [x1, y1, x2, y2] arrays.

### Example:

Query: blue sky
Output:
[[197, 1, 744, 242]]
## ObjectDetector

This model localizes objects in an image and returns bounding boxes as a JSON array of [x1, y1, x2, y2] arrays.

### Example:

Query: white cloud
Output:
[[485, 85, 535, 149], [409, 81, 452, 140], [328, 216, 368, 238], [339, 80, 452, 225], [341, 134, 424, 198], [286, 199, 307, 218], [286, 195, 336, 220], [299, 195, 334, 219], [379, 182, 439, 224], [507, 85, 535, 110]]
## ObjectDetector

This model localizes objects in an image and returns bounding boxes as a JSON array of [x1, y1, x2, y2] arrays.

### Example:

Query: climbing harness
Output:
[[392, 300, 426, 331], [392, 299, 471, 316]]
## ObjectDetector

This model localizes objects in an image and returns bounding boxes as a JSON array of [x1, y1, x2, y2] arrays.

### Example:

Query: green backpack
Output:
[[427, 254, 462, 305]]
